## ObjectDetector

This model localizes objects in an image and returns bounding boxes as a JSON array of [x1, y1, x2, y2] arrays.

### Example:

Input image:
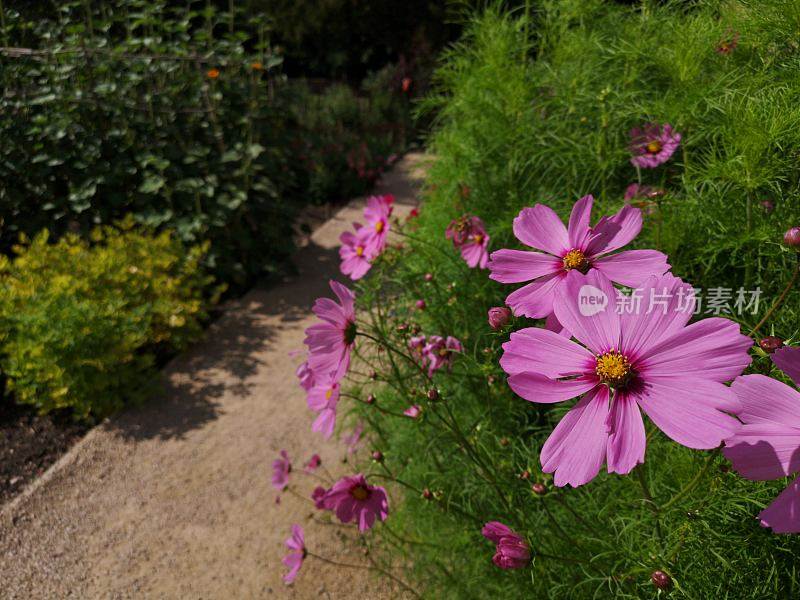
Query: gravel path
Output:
[[0, 153, 426, 599]]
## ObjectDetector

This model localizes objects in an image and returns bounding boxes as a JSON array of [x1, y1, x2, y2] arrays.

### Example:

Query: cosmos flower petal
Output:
[[500, 327, 594, 378], [724, 423, 800, 480], [481, 521, 514, 543], [567, 194, 594, 249], [773, 347, 800, 386], [488, 249, 562, 283], [635, 378, 741, 448], [618, 274, 695, 359], [606, 391, 646, 475], [584, 205, 643, 257], [541, 385, 610, 488], [505, 271, 565, 318], [512, 205, 570, 256], [638, 318, 752, 382], [730, 374, 800, 427], [758, 475, 800, 534], [507, 373, 598, 404], [553, 270, 621, 355], [592, 250, 670, 288]]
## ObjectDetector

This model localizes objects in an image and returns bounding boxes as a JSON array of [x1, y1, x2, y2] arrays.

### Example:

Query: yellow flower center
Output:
[[350, 485, 370, 501], [472, 233, 483, 244], [325, 388, 333, 400], [562, 249, 590, 273], [356, 245, 364, 257], [646, 140, 662, 154], [375, 221, 384, 233], [595, 352, 632, 387]]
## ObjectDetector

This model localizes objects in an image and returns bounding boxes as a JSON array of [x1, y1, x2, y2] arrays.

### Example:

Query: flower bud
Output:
[[650, 570, 672, 590], [422, 488, 433, 500], [369, 370, 378, 380], [415, 299, 426, 310], [396, 322, 409, 333], [371, 450, 384, 462], [759, 336, 784, 353], [365, 393, 376, 405], [784, 227, 800, 249], [426, 388, 439, 401], [499, 437, 510, 447], [424, 272, 433, 282], [487, 306, 512, 330], [519, 470, 530, 480], [531, 482, 547, 495], [761, 199, 774, 213]]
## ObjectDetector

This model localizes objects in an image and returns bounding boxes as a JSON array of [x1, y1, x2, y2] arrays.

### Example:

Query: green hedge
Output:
[[0, 218, 216, 420], [347, 2, 800, 598]]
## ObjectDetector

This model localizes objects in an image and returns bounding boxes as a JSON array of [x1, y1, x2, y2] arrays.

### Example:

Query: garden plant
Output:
[[275, 2, 800, 598]]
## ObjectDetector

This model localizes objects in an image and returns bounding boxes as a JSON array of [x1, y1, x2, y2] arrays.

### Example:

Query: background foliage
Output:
[[349, 1, 800, 597], [0, 219, 215, 419]]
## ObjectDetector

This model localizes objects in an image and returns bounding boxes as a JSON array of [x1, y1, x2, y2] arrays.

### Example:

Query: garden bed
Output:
[[0, 402, 88, 505]]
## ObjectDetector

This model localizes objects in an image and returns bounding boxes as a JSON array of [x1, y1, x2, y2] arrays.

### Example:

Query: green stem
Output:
[[661, 452, 716, 511], [749, 254, 799, 337], [306, 552, 421, 599], [635, 465, 663, 544]]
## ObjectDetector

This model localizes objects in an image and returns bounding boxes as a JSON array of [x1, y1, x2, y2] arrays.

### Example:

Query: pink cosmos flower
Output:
[[408, 335, 426, 360], [363, 194, 393, 254], [307, 378, 340, 439], [404, 404, 422, 419], [304, 280, 356, 382], [488, 195, 669, 319], [343, 421, 364, 454], [321, 474, 389, 531], [723, 347, 800, 533], [481, 522, 531, 569], [339, 225, 375, 280], [629, 123, 681, 169], [500, 270, 751, 487], [488, 306, 512, 330], [272, 450, 291, 491], [422, 335, 462, 376], [312, 486, 328, 509], [304, 454, 322, 472], [282, 524, 306, 584], [296, 360, 314, 392], [446, 215, 490, 269]]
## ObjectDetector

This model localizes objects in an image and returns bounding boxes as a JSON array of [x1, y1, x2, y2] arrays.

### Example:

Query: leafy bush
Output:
[[0, 0, 412, 289], [0, 219, 216, 419], [324, 2, 800, 598]]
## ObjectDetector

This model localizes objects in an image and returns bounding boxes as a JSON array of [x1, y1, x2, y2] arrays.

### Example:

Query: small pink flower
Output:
[[321, 474, 389, 531], [296, 360, 315, 392], [404, 404, 422, 419], [343, 421, 364, 454], [501, 271, 751, 487], [716, 30, 739, 55], [446, 215, 490, 269], [488, 306, 512, 330], [481, 522, 531, 569], [339, 225, 376, 280], [629, 123, 681, 169], [415, 299, 426, 310], [272, 450, 291, 491], [307, 378, 340, 439], [407, 206, 420, 220], [312, 486, 328, 509], [304, 281, 356, 382], [304, 454, 322, 472], [488, 195, 670, 320], [363, 195, 393, 254], [423, 335, 463, 376], [724, 347, 800, 533], [282, 524, 306, 584]]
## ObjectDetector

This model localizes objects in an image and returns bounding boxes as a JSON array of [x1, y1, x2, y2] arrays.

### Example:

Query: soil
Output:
[[0, 153, 427, 599], [0, 403, 89, 505]]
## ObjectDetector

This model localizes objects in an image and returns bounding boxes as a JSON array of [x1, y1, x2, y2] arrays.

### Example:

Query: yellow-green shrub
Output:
[[0, 219, 217, 420]]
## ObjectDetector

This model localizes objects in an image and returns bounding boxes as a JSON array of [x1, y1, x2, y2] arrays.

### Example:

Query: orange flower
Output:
[[206, 68, 220, 79], [251, 62, 264, 71]]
